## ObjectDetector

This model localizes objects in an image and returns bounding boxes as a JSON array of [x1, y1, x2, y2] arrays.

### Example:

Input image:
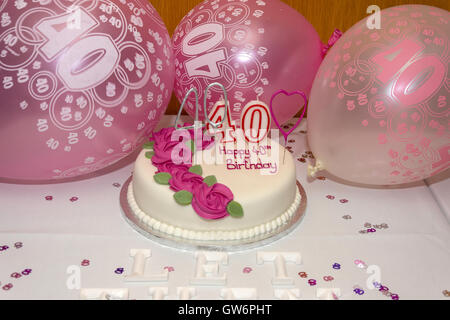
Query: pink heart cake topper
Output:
[[270, 89, 308, 144]]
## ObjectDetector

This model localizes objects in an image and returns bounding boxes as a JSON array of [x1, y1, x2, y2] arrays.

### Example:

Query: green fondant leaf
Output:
[[189, 165, 203, 176], [227, 201, 244, 218], [203, 175, 217, 187], [143, 141, 155, 149], [153, 172, 171, 185], [174, 190, 193, 206], [145, 151, 154, 159]]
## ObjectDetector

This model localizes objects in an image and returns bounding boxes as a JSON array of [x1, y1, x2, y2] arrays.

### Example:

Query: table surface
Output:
[[0, 116, 449, 300]]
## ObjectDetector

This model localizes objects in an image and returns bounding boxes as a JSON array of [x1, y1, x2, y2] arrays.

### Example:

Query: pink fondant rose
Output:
[[151, 127, 193, 166], [169, 169, 203, 192], [192, 183, 233, 220], [155, 161, 190, 175]]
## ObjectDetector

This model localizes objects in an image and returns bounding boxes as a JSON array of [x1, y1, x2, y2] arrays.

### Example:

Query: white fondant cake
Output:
[[127, 132, 301, 242]]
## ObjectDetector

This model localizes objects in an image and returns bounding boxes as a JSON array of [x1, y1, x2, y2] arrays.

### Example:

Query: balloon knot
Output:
[[322, 29, 343, 57]]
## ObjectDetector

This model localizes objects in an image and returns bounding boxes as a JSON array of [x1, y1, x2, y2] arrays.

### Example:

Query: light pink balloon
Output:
[[173, 0, 323, 125], [308, 5, 449, 186], [0, 0, 174, 181]]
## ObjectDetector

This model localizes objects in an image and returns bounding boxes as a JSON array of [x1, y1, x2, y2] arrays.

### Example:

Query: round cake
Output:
[[127, 126, 301, 242]]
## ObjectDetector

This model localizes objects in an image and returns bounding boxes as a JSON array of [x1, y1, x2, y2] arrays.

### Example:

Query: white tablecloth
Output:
[[0, 116, 449, 300]]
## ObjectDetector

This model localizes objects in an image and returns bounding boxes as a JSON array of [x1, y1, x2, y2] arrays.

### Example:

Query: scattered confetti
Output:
[[298, 272, 308, 278], [339, 199, 349, 204], [164, 266, 175, 272], [81, 260, 90, 267], [297, 158, 306, 163], [353, 288, 365, 295], [242, 267, 253, 274], [364, 223, 372, 228], [308, 279, 317, 286], [442, 290, 449, 297], [2, 283, 13, 291], [391, 294, 399, 300], [21, 269, 32, 276], [342, 215, 352, 220], [323, 276, 334, 282], [113, 183, 121, 188], [354, 260, 367, 269], [45, 196, 53, 201], [332, 263, 341, 270], [367, 228, 377, 233], [114, 268, 124, 275], [14, 242, 23, 249], [0, 245, 9, 251], [10, 272, 21, 279], [326, 195, 335, 200], [70, 197, 79, 202]]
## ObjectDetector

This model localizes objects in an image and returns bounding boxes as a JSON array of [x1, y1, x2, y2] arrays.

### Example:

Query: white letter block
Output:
[[274, 288, 302, 300], [125, 249, 169, 283], [257, 251, 302, 285], [316, 288, 341, 300], [80, 288, 129, 300], [148, 287, 169, 300], [177, 287, 197, 300], [220, 288, 258, 300], [190, 251, 228, 286]]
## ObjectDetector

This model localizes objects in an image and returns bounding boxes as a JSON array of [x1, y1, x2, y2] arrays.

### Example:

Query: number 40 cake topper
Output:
[[174, 82, 308, 162]]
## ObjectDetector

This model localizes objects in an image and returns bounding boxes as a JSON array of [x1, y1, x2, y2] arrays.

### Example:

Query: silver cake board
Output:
[[120, 176, 307, 253]]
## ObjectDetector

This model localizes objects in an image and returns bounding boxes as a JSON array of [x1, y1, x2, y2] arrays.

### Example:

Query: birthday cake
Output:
[[126, 125, 301, 242]]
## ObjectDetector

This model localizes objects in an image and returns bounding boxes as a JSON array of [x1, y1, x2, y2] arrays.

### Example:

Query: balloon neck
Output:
[[308, 160, 325, 178], [322, 29, 343, 57]]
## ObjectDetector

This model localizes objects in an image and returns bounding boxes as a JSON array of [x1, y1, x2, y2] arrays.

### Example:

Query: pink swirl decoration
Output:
[[0, 0, 174, 181], [308, 5, 449, 186]]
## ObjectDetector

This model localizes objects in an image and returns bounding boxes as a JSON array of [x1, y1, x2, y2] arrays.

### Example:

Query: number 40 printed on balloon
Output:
[[35, 8, 119, 91]]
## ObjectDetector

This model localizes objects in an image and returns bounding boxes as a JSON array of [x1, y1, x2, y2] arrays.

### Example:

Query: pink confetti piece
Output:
[[326, 195, 335, 200], [242, 267, 253, 274], [308, 279, 317, 286], [21, 269, 32, 276], [339, 199, 349, 203], [10, 272, 21, 279], [45, 196, 53, 201], [323, 276, 334, 282], [14, 242, 23, 249], [81, 260, 90, 267], [2, 283, 13, 291], [113, 183, 121, 188], [70, 197, 79, 202], [164, 266, 175, 272]]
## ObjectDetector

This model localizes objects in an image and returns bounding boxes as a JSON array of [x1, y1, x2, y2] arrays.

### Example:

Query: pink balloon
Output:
[[173, 0, 323, 125], [0, 0, 174, 181], [308, 5, 449, 186]]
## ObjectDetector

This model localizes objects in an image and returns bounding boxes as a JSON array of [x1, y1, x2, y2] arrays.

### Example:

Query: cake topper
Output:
[[174, 82, 229, 157], [174, 82, 229, 131], [269, 90, 308, 162]]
